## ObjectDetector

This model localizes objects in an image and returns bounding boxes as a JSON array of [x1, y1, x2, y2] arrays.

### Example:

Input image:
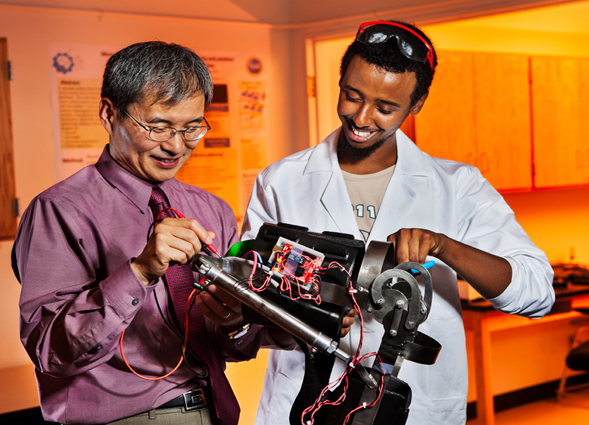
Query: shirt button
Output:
[[132, 299, 139, 306], [96, 344, 103, 351]]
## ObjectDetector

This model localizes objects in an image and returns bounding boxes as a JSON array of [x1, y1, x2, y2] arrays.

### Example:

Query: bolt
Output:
[[396, 300, 405, 309], [376, 299, 385, 306], [406, 321, 415, 329], [389, 330, 397, 337]]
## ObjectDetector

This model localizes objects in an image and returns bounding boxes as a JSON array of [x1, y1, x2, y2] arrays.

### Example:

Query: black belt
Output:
[[157, 388, 208, 411]]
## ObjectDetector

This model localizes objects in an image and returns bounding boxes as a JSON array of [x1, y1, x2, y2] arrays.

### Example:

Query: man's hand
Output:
[[387, 228, 444, 265], [131, 217, 215, 286], [195, 284, 246, 330], [388, 227, 512, 299]]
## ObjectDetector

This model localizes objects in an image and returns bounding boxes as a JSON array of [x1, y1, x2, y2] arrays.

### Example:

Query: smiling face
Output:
[[100, 95, 206, 183], [337, 55, 427, 172]]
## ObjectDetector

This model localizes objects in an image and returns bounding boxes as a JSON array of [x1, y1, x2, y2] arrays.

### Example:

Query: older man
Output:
[[13, 41, 279, 425], [242, 21, 555, 425]]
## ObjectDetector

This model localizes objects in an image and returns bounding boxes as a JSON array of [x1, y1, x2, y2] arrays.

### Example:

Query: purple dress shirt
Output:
[[13, 146, 266, 424]]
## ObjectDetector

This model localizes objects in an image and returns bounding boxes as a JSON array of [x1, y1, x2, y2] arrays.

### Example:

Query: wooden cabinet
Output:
[[473, 53, 532, 191], [414, 51, 532, 191], [413, 51, 476, 166], [531, 56, 589, 188], [0, 38, 17, 240]]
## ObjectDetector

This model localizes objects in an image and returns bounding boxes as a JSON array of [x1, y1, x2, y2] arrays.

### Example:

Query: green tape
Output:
[[225, 240, 255, 257]]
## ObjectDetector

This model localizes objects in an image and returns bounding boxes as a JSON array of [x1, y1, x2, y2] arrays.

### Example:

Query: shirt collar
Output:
[[95, 145, 175, 213]]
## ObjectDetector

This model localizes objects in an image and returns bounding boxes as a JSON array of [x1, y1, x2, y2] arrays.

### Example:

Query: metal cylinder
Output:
[[203, 264, 351, 362]]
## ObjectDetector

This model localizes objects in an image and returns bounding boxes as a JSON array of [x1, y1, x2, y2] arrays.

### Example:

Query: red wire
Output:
[[120, 287, 198, 380], [156, 207, 185, 220], [238, 252, 381, 424], [301, 261, 385, 425]]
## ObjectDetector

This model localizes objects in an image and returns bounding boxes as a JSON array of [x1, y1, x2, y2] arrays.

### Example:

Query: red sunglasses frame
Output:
[[356, 21, 434, 69]]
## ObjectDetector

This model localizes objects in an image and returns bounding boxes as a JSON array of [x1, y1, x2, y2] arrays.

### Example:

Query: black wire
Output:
[[146, 218, 208, 379], [153, 289, 178, 337], [160, 273, 208, 379]]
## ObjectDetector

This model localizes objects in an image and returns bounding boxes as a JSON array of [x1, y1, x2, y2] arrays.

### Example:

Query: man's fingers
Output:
[[195, 289, 244, 329], [196, 290, 233, 319], [340, 309, 357, 337], [388, 228, 440, 265], [155, 218, 211, 254], [207, 285, 241, 310]]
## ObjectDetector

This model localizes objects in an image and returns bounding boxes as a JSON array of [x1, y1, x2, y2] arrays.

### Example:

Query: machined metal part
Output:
[[191, 254, 353, 364], [354, 241, 395, 312], [369, 268, 418, 327], [387, 296, 408, 338], [394, 262, 433, 321], [356, 241, 395, 290]]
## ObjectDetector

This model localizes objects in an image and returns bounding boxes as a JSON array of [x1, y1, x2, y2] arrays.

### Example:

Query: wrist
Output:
[[130, 259, 152, 287]]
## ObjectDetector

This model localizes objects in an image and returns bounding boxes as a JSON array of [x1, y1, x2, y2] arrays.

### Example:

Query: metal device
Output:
[[190, 223, 441, 425]]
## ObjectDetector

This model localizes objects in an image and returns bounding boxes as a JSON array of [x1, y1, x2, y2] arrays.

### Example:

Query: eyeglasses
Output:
[[355, 21, 434, 70], [117, 105, 211, 142]]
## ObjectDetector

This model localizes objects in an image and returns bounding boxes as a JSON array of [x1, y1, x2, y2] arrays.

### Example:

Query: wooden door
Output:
[[473, 52, 532, 191], [532, 56, 589, 188], [0, 38, 16, 240]]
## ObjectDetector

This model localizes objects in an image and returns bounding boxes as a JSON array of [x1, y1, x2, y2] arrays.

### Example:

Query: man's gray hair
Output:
[[101, 41, 213, 110]]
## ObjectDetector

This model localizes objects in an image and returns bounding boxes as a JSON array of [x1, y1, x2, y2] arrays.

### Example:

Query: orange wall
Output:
[[504, 187, 589, 264]]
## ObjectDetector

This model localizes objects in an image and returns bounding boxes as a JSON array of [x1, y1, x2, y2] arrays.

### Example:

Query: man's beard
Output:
[[337, 129, 386, 163]]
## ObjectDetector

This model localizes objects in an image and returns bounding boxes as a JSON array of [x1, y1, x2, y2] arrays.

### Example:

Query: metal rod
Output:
[[197, 259, 352, 363]]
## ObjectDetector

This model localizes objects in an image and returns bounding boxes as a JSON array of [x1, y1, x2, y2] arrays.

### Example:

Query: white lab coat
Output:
[[241, 128, 555, 425]]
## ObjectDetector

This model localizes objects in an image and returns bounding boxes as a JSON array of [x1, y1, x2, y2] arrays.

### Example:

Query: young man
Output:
[[242, 21, 555, 424], [13, 41, 286, 425]]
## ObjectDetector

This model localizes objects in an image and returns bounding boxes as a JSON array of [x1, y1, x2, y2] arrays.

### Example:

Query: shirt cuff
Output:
[[100, 259, 153, 318], [487, 256, 519, 309]]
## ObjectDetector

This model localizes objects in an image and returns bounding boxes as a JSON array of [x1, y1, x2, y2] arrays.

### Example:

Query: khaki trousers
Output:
[[105, 406, 213, 425]]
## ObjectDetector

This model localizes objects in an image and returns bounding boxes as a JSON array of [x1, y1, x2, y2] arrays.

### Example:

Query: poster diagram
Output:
[[239, 81, 265, 130]]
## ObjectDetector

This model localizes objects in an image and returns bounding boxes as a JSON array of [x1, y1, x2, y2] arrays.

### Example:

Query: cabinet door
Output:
[[415, 51, 476, 166], [415, 51, 532, 191], [473, 53, 532, 191], [532, 56, 589, 188], [0, 38, 16, 240]]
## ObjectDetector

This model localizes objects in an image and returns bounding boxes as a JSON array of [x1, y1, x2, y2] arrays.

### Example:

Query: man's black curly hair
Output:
[[339, 21, 438, 106]]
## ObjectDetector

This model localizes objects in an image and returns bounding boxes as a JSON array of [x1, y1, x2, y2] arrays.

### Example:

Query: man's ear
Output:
[[99, 98, 116, 135], [409, 92, 429, 115]]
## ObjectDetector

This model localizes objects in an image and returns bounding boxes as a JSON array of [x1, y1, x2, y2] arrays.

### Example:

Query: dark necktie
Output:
[[149, 185, 240, 425]]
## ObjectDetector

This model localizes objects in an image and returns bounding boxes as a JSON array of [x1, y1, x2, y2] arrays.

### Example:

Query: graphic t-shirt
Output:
[[341, 164, 395, 242]]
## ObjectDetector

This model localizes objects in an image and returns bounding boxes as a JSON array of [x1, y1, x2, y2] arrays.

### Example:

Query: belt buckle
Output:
[[183, 388, 206, 411]]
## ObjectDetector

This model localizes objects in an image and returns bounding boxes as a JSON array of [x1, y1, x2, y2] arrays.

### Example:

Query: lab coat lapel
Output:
[[320, 170, 362, 239], [305, 129, 362, 239], [368, 131, 425, 243]]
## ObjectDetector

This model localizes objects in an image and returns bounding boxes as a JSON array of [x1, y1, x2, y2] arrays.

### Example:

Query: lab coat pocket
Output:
[[257, 350, 306, 425], [423, 314, 469, 401]]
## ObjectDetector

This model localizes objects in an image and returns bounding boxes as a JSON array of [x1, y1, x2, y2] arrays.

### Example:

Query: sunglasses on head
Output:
[[355, 21, 434, 70]]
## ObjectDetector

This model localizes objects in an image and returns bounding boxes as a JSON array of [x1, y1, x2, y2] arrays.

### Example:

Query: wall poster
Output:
[[49, 44, 269, 229], [49, 43, 119, 182]]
